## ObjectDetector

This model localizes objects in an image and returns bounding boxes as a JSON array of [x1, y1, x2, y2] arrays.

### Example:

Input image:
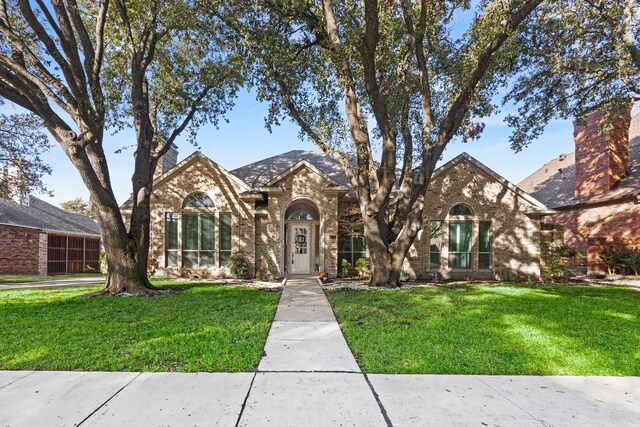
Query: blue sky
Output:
[[36, 88, 576, 207]]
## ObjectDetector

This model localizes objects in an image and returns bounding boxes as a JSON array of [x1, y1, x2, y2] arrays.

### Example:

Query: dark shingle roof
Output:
[[231, 150, 349, 188], [0, 196, 100, 236], [518, 114, 640, 208]]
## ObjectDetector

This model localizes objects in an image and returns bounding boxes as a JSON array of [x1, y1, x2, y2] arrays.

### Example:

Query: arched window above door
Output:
[[285, 202, 319, 221], [183, 192, 215, 209]]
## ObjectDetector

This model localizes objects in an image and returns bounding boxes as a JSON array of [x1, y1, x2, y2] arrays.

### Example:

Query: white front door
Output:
[[291, 225, 311, 274]]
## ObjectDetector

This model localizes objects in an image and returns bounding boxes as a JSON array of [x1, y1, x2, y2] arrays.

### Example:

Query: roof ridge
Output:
[[230, 149, 322, 172]]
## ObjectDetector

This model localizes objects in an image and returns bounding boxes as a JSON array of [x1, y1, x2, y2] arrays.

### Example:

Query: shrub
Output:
[[147, 258, 158, 276], [255, 268, 273, 282], [541, 246, 583, 282], [340, 259, 352, 278], [600, 246, 640, 275], [98, 252, 108, 274], [227, 251, 249, 279], [354, 257, 370, 278]]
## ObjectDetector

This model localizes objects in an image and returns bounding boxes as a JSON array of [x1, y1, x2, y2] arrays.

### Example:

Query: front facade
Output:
[[124, 148, 553, 281]]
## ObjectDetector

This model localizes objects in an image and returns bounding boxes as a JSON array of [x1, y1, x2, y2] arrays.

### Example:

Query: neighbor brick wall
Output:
[[543, 199, 640, 265], [574, 107, 632, 199], [0, 224, 47, 274]]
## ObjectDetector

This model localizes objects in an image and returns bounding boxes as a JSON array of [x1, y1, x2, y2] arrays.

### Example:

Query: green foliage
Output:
[[255, 268, 274, 282], [505, 0, 639, 150], [227, 251, 249, 279], [0, 280, 279, 372], [600, 246, 640, 276], [541, 246, 584, 283], [0, 106, 52, 199], [60, 198, 91, 216], [104, 0, 245, 147], [98, 252, 108, 274], [340, 259, 352, 278], [328, 284, 640, 375], [355, 257, 370, 278]]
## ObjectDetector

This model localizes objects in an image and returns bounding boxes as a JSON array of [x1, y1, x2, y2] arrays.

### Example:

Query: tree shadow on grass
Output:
[[329, 285, 640, 375]]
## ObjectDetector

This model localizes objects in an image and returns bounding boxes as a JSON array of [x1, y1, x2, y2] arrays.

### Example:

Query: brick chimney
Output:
[[153, 144, 179, 180], [573, 106, 632, 199], [1, 160, 30, 206]]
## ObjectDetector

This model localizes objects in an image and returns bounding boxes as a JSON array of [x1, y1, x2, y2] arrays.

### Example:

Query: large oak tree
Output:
[[213, 0, 545, 286], [0, 0, 241, 294]]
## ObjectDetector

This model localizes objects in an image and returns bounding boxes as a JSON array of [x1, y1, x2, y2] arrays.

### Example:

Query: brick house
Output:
[[0, 196, 101, 275], [122, 147, 554, 280], [518, 109, 640, 272]]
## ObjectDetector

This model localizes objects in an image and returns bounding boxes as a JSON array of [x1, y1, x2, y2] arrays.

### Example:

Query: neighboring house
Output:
[[122, 146, 554, 280], [518, 109, 640, 271], [0, 195, 101, 275]]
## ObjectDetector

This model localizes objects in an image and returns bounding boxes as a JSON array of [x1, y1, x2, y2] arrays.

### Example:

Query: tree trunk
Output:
[[90, 191, 158, 296], [368, 244, 393, 287]]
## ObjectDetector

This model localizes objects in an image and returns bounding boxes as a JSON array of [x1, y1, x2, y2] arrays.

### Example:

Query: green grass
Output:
[[0, 273, 104, 284], [0, 280, 280, 372], [327, 284, 640, 375]]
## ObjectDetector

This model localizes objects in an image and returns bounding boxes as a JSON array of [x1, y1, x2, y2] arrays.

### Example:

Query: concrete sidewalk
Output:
[[0, 276, 104, 291], [0, 276, 638, 426]]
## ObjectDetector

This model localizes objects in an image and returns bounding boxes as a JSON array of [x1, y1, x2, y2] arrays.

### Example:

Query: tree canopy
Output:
[[505, 0, 639, 148], [60, 197, 91, 216]]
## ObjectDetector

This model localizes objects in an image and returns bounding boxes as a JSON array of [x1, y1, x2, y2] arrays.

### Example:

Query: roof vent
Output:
[[558, 154, 567, 161]]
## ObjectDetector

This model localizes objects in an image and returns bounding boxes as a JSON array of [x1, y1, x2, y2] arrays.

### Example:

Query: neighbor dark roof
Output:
[[518, 114, 640, 208], [231, 150, 350, 188], [0, 196, 100, 236]]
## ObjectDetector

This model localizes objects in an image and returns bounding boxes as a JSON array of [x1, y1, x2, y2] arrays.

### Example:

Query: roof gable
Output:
[[434, 153, 554, 215], [231, 150, 350, 188], [265, 159, 343, 187], [154, 151, 251, 192], [121, 151, 251, 210]]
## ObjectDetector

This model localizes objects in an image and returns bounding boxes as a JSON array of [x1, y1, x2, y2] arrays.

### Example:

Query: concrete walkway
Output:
[[0, 276, 639, 426], [0, 276, 104, 291]]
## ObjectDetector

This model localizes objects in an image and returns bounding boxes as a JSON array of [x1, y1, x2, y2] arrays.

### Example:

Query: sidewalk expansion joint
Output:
[[76, 372, 141, 426], [234, 371, 257, 427], [477, 377, 549, 427], [0, 371, 35, 390], [363, 373, 394, 427]]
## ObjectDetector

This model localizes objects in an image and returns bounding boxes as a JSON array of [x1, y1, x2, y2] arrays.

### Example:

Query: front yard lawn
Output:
[[327, 284, 640, 375], [0, 280, 279, 372]]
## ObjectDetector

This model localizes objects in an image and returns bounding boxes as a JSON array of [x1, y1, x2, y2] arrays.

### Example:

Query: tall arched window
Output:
[[429, 203, 492, 271], [182, 192, 215, 268], [447, 204, 473, 269]]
